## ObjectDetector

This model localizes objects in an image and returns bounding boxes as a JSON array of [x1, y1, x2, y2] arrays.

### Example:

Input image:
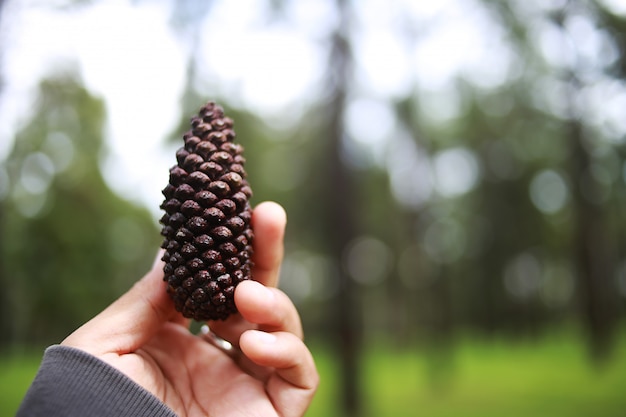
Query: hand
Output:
[[62, 202, 319, 417]]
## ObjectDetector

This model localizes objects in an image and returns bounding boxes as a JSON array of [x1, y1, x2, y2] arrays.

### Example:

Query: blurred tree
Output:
[[487, 0, 625, 359], [375, 0, 626, 365], [0, 0, 8, 346], [322, 1, 362, 415], [558, 1, 621, 361], [0, 72, 160, 347]]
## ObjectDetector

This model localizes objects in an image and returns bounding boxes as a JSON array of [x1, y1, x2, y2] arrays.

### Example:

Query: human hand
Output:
[[62, 201, 319, 417]]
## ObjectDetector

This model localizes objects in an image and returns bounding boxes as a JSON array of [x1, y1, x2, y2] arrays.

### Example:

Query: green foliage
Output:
[[0, 74, 161, 346]]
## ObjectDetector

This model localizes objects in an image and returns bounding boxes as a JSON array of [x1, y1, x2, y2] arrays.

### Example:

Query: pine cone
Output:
[[159, 101, 254, 321]]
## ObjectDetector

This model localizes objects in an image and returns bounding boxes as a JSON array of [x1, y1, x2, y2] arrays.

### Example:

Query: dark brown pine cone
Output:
[[159, 101, 254, 321]]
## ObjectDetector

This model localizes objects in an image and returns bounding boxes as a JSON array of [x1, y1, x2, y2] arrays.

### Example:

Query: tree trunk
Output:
[[569, 121, 618, 362], [326, 0, 361, 415], [0, 0, 11, 348]]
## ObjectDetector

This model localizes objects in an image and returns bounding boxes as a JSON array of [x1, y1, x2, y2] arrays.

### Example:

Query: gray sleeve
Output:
[[17, 345, 177, 417]]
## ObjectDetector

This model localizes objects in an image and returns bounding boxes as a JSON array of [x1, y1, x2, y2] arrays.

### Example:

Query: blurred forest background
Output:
[[1, 0, 626, 416]]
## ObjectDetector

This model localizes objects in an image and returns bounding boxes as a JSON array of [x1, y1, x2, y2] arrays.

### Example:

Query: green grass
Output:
[[307, 331, 626, 417], [0, 348, 43, 416], [2, 332, 626, 417]]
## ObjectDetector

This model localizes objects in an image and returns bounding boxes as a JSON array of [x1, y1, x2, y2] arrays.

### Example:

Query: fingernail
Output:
[[254, 331, 277, 344], [248, 280, 274, 301], [260, 284, 275, 301]]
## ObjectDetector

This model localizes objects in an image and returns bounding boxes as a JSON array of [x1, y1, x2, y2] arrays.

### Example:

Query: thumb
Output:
[[63, 250, 181, 355]]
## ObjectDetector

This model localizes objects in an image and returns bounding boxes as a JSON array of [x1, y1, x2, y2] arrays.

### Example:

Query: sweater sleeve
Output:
[[16, 345, 177, 417]]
